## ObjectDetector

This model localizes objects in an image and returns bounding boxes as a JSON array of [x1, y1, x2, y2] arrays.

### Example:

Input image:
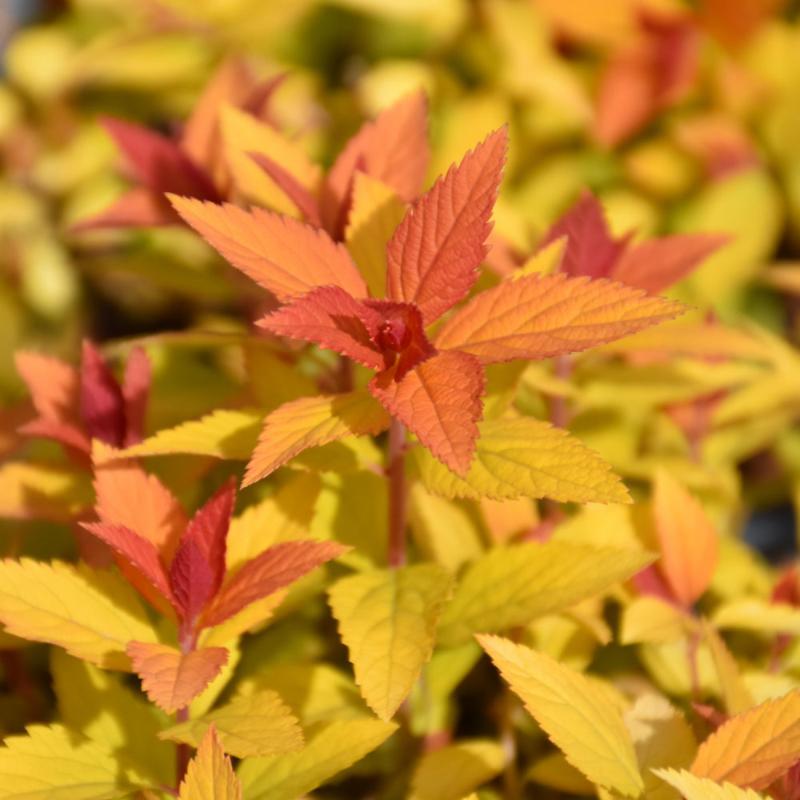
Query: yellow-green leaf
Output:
[[244, 391, 391, 486], [703, 621, 755, 715], [415, 417, 630, 503], [238, 718, 397, 800], [0, 461, 91, 521], [654, 769, 770, 800], [439, 541, 653, 646], [178, 726, 241, 800], [479, 635, 644, 797], [0, 724, 135, 799], [328, 563, 453, 720], [0, 559, 158, 670], [159, 690, 303, 759], [410, 739, 505, 800]]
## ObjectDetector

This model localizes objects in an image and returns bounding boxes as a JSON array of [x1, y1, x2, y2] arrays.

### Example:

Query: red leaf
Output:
[[101, 116, 220, 200], [180, 480, 236, 600], [169, 197, 368, 301], [386, 127, 507, 324], [363, 300, 436, 380], [321, 92, 429, 234], [249, 152, 322, 228], [80, 521, 175, 608], [370, 350, 484, 475], [611, 233, 729, 293], [259, 286, 384, 370], [71, 188, 177, 231], [540, 191, 629, 279], [202, 540, 347, 628], [122, 347, 151, 446], [80, 341, 126, 447], [170, 535, 216, 623], [17, 418, 90, 456]]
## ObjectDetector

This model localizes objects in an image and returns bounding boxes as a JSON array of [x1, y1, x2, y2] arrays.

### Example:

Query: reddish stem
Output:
[[387, 418, 408, 569], [174, 623, 198, 788], [550, 354, 573, 430]]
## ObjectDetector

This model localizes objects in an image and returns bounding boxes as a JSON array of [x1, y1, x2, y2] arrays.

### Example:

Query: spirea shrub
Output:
[[2, 2, 800, 799]]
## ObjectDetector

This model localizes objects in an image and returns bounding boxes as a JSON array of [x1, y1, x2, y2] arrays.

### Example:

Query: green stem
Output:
[[387, 418, 408, 569]]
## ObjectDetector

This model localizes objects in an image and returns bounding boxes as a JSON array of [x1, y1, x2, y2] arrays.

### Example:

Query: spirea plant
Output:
[[3, 3, 800, 800]]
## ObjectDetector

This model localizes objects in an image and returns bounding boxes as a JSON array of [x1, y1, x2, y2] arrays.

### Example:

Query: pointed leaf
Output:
[[249, 152, 322, 227], [328, 563, 453, 720], [0, 461, 91, 522], [127, 642, 228, 714], [479, 635, 644, 797], [653, 469, 719, 607], [415, 417, 630, 503], [691, 689, 800, 790], [94, 461, 187, 560], [80, 340, 126, 447], [170, 197, 367, 301], [122, 346, 150, 445], [612, 234, 729, 293], [386, 128, 507, 324], [243, 391, 390, 486], [655, 769, 770, 800], [0, 724, 135, 800], [238, 718, 397, 800], [73, 187, 175, 230], [15, 351, 78, 422], [160, 689, 303, 758], [703, 621, 755, 715], [170, 536, 216, 623], [540, 191, 627, 278], [323, 92, 429, 233], [79, 522, 175, 607], [102, 115, 219, 200], [439, 541, 653, 646], [259, 286, 384, 370], [0, 559, 157, 669], [178, 726, 240, 800], [178, 726, 241, 800], [435, 273, 685, 364], [370, 351, 484, 475], [410, 739, 505, 800], [203, 540, 347, 628]]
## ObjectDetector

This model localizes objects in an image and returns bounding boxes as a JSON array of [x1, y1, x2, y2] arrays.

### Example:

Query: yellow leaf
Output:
[[654, 769, 770, 800], [653, 470, 719, 607], [160, 689, 303, 759], [0, 724, 135, 799], [510, 237, 567, 280], [410, 739, 505, 800], [691, 688, 800, 790], [713, 599, 800, 636], [105, 409, 262, 462], [479, 635, 644, 797], [703, 621, 755, 715], [243, 391, 390, 486], [345, 173, 406, 297], [415, 417, 630, 503], [127, 642, 229, 714], [238, 718, 397, 800], [620, 597, 693, 645], [328, 563, 453, 720], [0, 559, 158, 670], [479, 496, 538, 544], [179, 726, 241, 800], [409, 485, 484, 572], [0, 461, 91, 521], [220, 105, 320, 215], [51, 650, 173, 788], [527, 751, 596, 795], [625, 695, 696, 800], [438, 541, 653, 646]]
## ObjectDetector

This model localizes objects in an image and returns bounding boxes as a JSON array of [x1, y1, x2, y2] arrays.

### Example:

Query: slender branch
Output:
[[550, 354, 573, 430], [174, 623, 198, 788], [387, 418, 408, 569]]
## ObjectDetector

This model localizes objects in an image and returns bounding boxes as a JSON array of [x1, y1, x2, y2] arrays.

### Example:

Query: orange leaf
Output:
[[370, 351, 484, 475], [691, 689, 800, 790], [15, 352, 78, 423], [122, 346, 151, 446], [243, 390, 390, 486], [435, 274, 685, 365], [612, 234, 729, 293], [653, 469, 719, 608], [202, 540, 347, 628], [94, 462, 187, 561], [386, 128, 507, 324], [80, 521, 175, 608], [169, 197, 367, 301], [322, 92, 429, 233], [127, 641, 228, 713]]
